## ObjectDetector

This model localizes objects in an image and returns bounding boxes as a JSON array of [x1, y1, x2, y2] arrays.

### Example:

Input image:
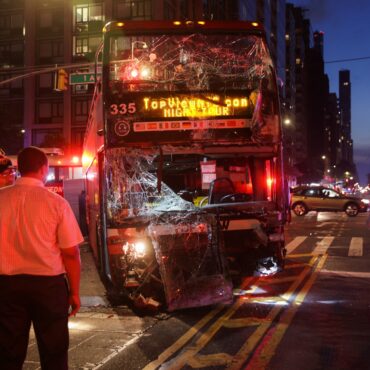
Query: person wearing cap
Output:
[[0, 146, 84, 370], [0, 152, 16, 188]]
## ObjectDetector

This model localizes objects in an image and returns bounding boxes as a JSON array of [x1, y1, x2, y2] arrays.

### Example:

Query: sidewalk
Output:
[[79, 241, 110, 307], [24, 243, 157, 370]]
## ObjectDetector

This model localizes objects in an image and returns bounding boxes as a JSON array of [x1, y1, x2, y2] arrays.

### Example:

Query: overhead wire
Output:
[[325, 56, 370, 64], [0, 62, 97, 86]]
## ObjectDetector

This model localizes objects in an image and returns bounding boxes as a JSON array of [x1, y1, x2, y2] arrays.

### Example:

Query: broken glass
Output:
[[105, 147, 233, 310]]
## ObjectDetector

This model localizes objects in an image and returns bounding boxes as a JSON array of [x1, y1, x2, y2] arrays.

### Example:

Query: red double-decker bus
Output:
[[83, 20, 288, 311]]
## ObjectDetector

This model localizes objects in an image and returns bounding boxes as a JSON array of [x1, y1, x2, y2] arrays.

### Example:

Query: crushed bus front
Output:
[[83, 20, 288, 311]]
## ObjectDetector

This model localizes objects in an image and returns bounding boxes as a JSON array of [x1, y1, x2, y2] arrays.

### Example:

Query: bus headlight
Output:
[[132, 240, 146, 256], [122, 240, 147, 258]]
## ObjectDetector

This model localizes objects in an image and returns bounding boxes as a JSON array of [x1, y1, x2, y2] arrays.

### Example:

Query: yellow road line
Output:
[[144, 278, 255, 370], [159, 281, 259, 369], [245, 254, 327, 370], [188, 353, 233, 368], [284, 262, 307, 269], [227, 256, 318, 370], [288, 253, 316, 258], [142, 305, 224, 370], [223, 317, 267, 328], [145, 254, 320, 370], [249, 296, 289, 305], [258, 276, 297, 285]]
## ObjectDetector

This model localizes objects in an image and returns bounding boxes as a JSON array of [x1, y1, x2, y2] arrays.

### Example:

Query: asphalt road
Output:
[[24, 211, 370, 370]]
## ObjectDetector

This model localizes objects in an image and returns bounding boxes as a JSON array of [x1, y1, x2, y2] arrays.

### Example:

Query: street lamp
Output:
[[131, 41, 148, 60], [321, 155, 329, 182]]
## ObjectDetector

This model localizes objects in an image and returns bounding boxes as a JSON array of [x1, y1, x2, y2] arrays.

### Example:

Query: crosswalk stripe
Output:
[[312, 236, 334, 255], [285, 236, 307, 254], [348, 237, 363, 257]]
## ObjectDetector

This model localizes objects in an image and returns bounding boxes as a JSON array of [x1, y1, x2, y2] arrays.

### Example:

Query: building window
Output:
[[38, 40, 63, 61], [0, 13, 23, 30], [76, 6, 88, 23], [74, 36, 101, 55], [32, 129, 63, 147], [76, 38, 88, 54], [89, 4, 103, 21], [37, 101, 64, 124], [0, 100, 23, 126], [0, 15, 10, 29], [38, 73, 54, 95], [11, 13, 23, 28], [115, 0, 151, 20], [39, 11, 53, 28], [39, 73, 53, 89], [75, 4, 103, 23], [73, 99, 90, 124], [0, 73, 23, 95], [71, 128, 86, 149], [0, 42, 23, 66]]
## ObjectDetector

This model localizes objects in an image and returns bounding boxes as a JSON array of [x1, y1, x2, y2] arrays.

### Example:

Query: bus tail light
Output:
[[71, 156, 80, 164]]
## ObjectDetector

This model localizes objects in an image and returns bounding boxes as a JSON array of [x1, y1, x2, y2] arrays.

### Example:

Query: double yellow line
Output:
[[145, 254, 327, 370]]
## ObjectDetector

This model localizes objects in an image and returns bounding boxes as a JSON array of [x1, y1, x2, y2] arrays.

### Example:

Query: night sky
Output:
[[289, 0, 370, 185]]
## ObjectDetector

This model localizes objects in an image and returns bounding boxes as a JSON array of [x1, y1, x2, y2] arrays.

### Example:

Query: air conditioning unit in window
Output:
[[75, 84, 88, 93]]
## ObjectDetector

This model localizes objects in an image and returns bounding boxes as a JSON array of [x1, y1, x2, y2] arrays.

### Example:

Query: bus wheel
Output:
[[292, 202, 308, 216]]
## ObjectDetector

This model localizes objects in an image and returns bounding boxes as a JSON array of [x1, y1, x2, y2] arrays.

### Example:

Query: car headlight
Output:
[[361, 199, 370, 204]]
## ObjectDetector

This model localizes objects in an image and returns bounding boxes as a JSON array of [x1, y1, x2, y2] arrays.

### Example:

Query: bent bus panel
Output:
[[83, 20, 287, 311]]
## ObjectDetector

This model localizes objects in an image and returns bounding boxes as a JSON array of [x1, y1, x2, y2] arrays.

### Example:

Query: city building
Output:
[[305, 29, 330, 181], [284, 4, 311, 181], [339, 69, 353, 164]]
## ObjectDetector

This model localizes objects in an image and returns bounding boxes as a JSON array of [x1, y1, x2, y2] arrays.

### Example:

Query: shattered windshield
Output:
[[106, 147, 274, 225], [106, 148, 196, 225], [108, 33, 274, 93]]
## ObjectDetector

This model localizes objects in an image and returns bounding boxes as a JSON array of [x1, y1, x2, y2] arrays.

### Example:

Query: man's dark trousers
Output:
[[0, 274, 69, 370]]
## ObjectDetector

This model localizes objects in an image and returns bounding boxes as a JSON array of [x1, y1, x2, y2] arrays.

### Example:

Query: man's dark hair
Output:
[[17, 147, 48, 175]]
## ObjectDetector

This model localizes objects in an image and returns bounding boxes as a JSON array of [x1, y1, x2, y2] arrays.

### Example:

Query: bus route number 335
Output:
[[110, 103, 136, 115]]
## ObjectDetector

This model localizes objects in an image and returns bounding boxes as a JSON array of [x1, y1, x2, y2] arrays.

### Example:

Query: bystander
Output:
[[0, 149, 16, 188], [0, 146, 84, 370]]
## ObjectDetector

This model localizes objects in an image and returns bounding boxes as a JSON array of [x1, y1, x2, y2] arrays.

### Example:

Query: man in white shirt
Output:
[[0, 146, 84, 370]]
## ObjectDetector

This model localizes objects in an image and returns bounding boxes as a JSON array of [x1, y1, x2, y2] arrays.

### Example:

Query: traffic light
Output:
[[55, 69, 68, 91]]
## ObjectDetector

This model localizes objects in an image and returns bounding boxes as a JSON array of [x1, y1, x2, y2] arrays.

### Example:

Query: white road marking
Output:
[[286, 236, 307, 254], [348, 237, 363, 257], [312, 236, 334, 255], [320, 269, 370, 279]]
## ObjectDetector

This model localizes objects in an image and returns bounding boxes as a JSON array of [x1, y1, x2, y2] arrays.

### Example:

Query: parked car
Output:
[[290, 186, 368, 217]]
